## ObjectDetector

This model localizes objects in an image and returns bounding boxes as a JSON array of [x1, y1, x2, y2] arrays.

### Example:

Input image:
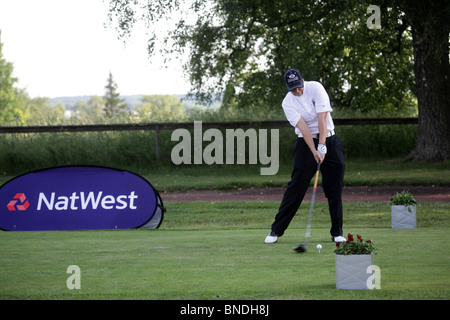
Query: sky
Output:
[[0, 0, 191, 98]]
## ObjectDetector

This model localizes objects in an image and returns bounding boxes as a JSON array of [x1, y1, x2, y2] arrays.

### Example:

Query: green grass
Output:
[[142, 158, 450, 192], [1, 157, 431, 192], [0, 201, 449, 300]]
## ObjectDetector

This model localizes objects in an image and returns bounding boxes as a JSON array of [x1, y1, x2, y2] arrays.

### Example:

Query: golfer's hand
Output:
[[317, 143, 327, 162], [313, 150, 324, 163]]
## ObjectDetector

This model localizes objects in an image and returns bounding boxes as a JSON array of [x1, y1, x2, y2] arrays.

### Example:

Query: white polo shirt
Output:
[[282, 81, 335, 137]]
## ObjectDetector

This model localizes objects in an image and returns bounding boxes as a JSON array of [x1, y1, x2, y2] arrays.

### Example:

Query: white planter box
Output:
[[391, 205, 416, 228], [335, 254, 373, 289]]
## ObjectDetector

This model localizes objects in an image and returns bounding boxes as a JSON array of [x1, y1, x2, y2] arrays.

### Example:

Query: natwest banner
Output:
[[0, 166, 165, 231]]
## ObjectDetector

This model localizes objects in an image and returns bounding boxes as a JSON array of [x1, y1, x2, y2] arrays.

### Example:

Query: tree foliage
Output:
[[135, 94, 186, 121], [106, 0, 449, 161], [26, 97, 65, 124], [106, 0, 415, 114], [103, 71, 127, 117], [0, 32, 25, 124]]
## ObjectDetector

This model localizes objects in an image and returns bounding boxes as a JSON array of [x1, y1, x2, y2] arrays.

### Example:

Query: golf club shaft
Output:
[[304, 160, 321, 246]]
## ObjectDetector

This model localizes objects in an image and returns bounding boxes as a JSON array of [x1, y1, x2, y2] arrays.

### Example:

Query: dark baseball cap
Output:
[[284, 69, 304, 91]]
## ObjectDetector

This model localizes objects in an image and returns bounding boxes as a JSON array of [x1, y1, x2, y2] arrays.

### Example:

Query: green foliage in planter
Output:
[[391, 190, 417, 206]]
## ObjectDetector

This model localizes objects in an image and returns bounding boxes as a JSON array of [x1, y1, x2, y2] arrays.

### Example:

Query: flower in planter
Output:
[[391, 190, 417, 212], [334, 233, 377, 255]]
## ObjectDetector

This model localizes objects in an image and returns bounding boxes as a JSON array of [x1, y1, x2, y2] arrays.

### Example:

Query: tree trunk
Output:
[[406, 2, 450, 161]]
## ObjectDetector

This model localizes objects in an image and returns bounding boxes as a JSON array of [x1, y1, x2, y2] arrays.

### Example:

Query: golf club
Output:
[[293, 160, 321, 253]]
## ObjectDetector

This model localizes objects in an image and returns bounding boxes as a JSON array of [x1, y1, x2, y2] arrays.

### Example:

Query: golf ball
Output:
[[316, 244, 322, 250]]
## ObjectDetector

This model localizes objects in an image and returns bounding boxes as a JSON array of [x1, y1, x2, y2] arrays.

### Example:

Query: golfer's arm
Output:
[[317, 112, 327, 145], [296, 117, 316, 154]]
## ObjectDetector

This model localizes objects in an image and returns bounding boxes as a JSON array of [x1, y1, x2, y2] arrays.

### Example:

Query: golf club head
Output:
[[293, 245, 307, 253]]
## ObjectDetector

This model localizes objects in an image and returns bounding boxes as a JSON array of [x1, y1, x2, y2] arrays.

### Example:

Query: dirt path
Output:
[[161, 186, 450, 203]]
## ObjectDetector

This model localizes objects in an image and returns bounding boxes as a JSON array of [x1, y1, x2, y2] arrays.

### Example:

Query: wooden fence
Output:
[[0, 118, 418, 161]]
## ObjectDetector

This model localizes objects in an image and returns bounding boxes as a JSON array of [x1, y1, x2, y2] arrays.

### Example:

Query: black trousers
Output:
[[271, 134, 345, 237]]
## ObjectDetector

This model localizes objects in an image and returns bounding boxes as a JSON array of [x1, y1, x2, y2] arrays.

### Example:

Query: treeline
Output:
[[0, 89, 217, 126], [21, 93, 217, 125]]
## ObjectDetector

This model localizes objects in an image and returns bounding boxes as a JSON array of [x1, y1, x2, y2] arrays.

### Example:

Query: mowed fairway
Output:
[[0, 201, 449, 300]]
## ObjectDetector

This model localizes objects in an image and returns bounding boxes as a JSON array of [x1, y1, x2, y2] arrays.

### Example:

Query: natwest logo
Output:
[[37, 191, 138, 211], [7, 193, 30, 211], [0, 166, 164, 231]]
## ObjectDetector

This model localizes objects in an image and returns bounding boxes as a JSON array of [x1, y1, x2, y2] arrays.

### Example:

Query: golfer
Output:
[[265, 69, 346, 244]]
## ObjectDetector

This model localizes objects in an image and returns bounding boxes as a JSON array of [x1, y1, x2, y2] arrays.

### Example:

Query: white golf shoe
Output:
[[264, 231, 278, 244], [332, 235, 346, 243]]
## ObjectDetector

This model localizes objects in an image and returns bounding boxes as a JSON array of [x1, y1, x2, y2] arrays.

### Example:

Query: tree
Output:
[[0, 32, 25, 124], [103, 71, 127, 117], [87, 96, 106, 120], [135, 95, 186, 121], [72, 96, 105, 122], [393, 0, 450, 161], [106, 0, 449, 161], [27, 97, 65, 124]]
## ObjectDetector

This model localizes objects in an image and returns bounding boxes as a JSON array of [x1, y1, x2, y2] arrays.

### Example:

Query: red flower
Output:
[[357, 235, 363, 242], [347, 233, 354, 241]]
